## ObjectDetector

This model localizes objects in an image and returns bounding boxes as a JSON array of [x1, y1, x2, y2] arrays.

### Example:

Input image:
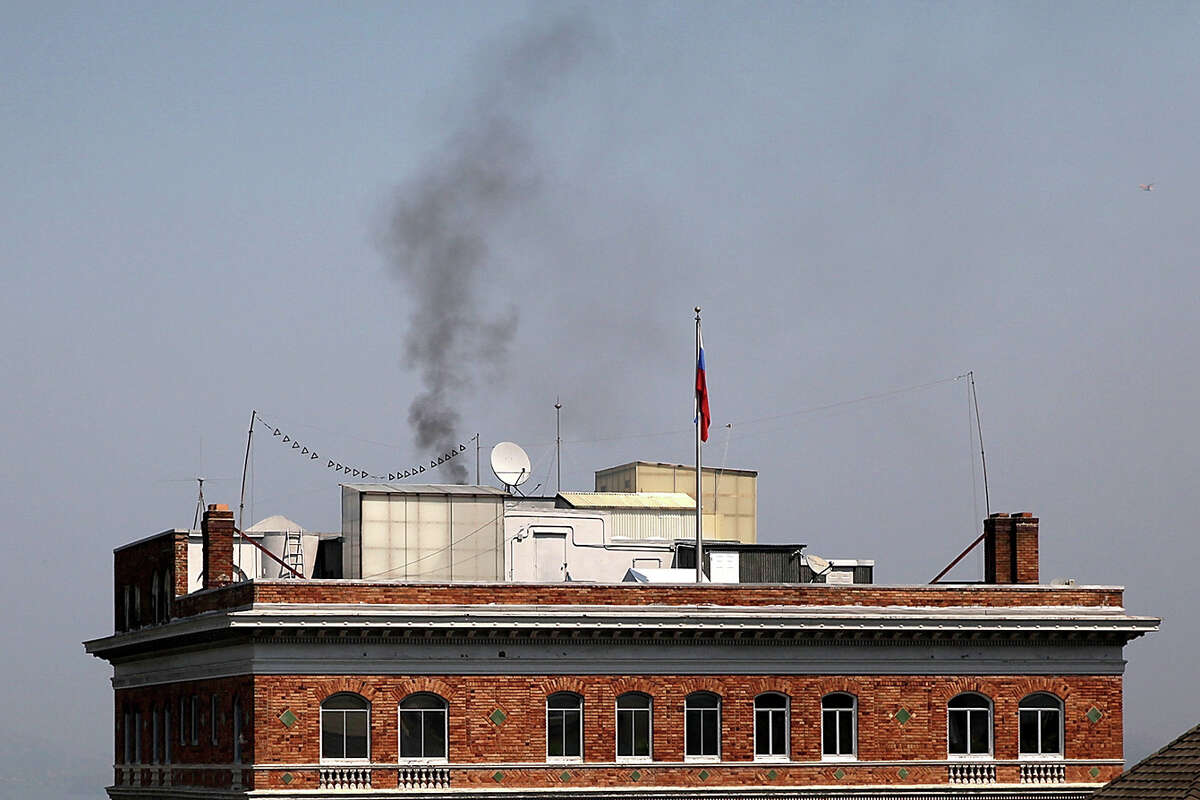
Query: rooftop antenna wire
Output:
[[238, 410, 256, 531], [969, 371, 991, 516], [192, 477, 206, 531]]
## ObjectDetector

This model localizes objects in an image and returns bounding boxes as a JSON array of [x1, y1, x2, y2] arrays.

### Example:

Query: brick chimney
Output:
[[202, 503, 235, 590], [984, 512, 1040, 584]]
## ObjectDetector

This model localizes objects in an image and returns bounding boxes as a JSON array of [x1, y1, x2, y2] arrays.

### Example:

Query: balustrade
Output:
[[948, 762, 996, 784], [1021, 762, 1066, 783], [319, 767, 372, 790]]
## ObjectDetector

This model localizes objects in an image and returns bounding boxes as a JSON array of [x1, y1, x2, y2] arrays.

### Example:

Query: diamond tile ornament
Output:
[[898, 768, 909, 779], [281, 773, 293, 785], [630, 770, 641, 782], [895, 707, 912, 725], [1087, 707, 1104, 724], [278, 709, 298, 728], [766, 769, 778, 780], [492, 771, 505, 783], [834, 768, 845, 780], [1089, 767, 1101, 778], [489, 708, 508, 726], [559, 771, 572, 782], [698, 770, 710, 781]]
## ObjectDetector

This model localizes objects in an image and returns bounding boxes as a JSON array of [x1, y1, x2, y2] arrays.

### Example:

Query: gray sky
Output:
[[3, 2, 1197, 795]]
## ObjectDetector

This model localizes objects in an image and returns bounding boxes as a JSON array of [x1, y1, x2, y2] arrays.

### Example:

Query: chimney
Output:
[[984, 512, 1039, 584], [202, 503, 235, 590]]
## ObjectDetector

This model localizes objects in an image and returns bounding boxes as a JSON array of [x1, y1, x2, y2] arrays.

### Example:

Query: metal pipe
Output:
[[695, 307, 703, 584]]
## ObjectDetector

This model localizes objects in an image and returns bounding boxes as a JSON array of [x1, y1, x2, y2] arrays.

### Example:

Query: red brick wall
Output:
[[167, 581, 1123, 621], [202, 505, 235, 590], [985, 513, 1040, 585], [113, 531, 187, 631], [245, 672, 1121, 789]]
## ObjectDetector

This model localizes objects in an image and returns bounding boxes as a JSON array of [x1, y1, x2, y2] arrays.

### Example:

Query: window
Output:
[[321, 693, 370, 761], [164, 706, 171, 764], [1019, 694, 1063, 758], [821, 693, 856, 759], [399, 693, 448, 761], [179, 697, 186, 746], [948, 693, 992, 757], [123, 710, 132, 764], [151, 706, 160, 763], [546, 692, 583, 761], [133, 710, 142, 763], [151, 572, 160, 624], [616, 693, 652, 761], [211, 694, 219, 746], [232, 697, 243, 764], [685, 692, 720, 761], [754, 693, 789, 760], [190, 695, 199, 745], [123, 586, 132, 631]]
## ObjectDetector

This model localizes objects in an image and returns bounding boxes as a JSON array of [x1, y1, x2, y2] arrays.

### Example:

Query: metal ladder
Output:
[[280, 531, 304, 578]]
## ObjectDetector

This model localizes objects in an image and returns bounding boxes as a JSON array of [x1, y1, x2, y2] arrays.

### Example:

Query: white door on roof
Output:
[[534, 532, 567, 582]]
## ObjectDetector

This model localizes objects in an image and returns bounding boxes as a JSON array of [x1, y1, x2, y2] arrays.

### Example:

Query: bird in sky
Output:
[[1139, 182, 1155, 191]]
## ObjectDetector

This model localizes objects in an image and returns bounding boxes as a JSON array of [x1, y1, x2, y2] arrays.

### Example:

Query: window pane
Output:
[[1041, 710, 1060, 755], [548, 712, 564, 757], [633, 710, 650, 756], [701, 710, 718, 755], [755, 709, 769, 754], [401, 693, 444, 710], [322, 711, 345, 759], [345, 710, 368, 759], [822, 710, 837, 754], [424, 710, 446, 758], [969, 709, 989, 754], [772, 711, 788, 755], [617, 711, 632, 756], [838, 710, 853, 755], [563, 710, 582, 757], [757, 693, 786, 709], [948, 709, 968, 754], [1019, 710, 1038, 754], [618, 693, 650, 709], [400, 711, 422, 758], [824, 693, 854, 709], [686, 710, 702, 755]]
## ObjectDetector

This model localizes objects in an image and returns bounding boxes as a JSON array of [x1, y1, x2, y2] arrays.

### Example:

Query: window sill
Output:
[[820, 754, 858, 762], [1018, 754, 1064, 760], [546, 757, 583, 764], [398, 758, 449, 765], [320, 759, 371, 765], [684, 755, 721, 763], [754, 755, 790, 763], [948, 754, 994, 760], [617, 756, 653, 764]]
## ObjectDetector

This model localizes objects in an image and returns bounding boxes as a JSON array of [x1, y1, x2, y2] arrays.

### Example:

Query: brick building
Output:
[[85, 503, 1158, 799]]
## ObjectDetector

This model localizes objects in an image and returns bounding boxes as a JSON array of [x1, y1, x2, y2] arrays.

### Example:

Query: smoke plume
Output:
[[380, 16, 595, 483]]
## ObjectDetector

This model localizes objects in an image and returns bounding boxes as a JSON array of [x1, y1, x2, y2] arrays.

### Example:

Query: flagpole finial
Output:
[[695, 306, 701, 319]]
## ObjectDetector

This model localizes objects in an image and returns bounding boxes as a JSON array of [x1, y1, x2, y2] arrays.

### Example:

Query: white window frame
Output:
[[320, 693, 371, 764], [821, 693, 857, 761], [753, 692, 789, 762], [1018, 694, 1064, 760], [545, 692, 583, 763], [684, 692, 721, 763], [615, 693, 653, 763], [947, 693, 993, 759], [397, 693, 449, 764]]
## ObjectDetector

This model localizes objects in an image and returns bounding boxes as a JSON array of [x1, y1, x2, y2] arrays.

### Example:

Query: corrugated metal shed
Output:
[[557, 491, 694, 509], [341, 483, 508, 496]]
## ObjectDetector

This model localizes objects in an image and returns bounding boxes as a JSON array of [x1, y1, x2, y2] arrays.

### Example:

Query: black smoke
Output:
[[379, 16, 595, 484]]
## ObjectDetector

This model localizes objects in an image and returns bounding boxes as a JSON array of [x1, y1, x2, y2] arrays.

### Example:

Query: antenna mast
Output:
[[238, 410, 256, 531], [969, 372, 991, 516], [555, 398, 562, 493]]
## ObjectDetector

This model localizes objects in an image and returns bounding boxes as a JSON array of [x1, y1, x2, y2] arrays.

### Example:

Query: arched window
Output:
[[948, 693, 992, 757], [321, 693, 370, 762], [754, 693, 789, 759], [616, 693, 652, 761], [685, 692, 721, 761], [150, 573, 160, 625], [1019, 693, 1063, 757], [822, 693, 856, 759], [399, 693, 448, 761], [546, 692, 583, 761]]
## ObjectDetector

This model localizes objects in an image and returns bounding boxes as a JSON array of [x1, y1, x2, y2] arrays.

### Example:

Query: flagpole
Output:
[[695, 307, 703, 584]]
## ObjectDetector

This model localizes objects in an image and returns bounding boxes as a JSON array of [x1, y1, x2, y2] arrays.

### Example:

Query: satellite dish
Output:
[[803, 552, 831, 581], [490, 442, 531, 489]]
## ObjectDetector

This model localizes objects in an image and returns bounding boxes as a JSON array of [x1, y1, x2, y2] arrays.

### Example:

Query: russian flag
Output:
[[695, 328, 710, 442]]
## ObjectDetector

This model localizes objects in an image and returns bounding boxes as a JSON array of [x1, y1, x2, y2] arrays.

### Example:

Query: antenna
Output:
[[554, 398, 562, 492], [490, 442, 532, 492], [802, 552, 832, 582], [193, 477, 206, 530]]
